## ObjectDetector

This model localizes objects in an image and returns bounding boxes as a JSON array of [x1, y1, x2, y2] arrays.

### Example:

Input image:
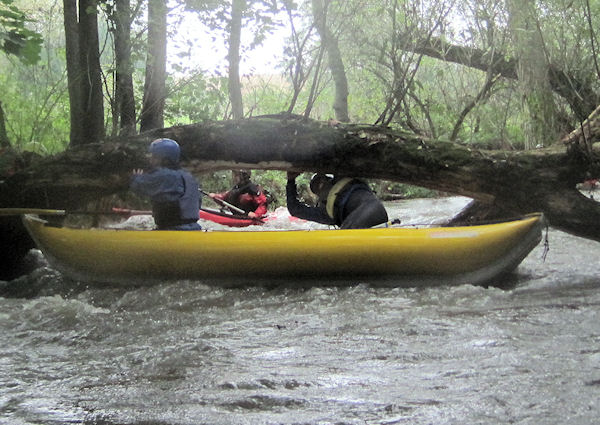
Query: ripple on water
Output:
[[2, 197, 600, 425]]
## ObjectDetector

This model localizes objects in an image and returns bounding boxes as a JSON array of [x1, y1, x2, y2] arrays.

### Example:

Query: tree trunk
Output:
[[311, 0, 349, 122], [562, 104, 600, 152], [63, 0, 85, 145], [0, 101, 9, 147], [77, 0, 105, 145], [506, 0, 558, 149], [140, 0, 167, 132], [2, 116, 599, 239], [114, 0, 137, 136], [228, 0, 245, 120]]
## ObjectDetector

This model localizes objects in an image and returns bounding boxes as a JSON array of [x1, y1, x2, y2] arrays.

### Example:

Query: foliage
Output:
[[242, 74, 293, 117], [164, 73, 229, 124], [2, 0, 600, 165], [0, 0, 69, 152], [0, 0, 42, 64], [184, 0, 282, 48]]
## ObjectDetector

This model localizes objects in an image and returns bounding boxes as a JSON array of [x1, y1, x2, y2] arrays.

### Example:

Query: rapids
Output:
[[1, 197, 599, 425]]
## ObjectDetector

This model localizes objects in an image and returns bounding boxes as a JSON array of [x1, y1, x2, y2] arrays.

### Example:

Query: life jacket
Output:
[[325, 177, 371, 223], [153, 172, 200, 228]]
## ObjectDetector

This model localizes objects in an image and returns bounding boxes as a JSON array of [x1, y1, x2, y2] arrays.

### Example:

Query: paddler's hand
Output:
[[132, 168, 144, 175], [287, 171, 300, 180], [248, 212, 257, 218]]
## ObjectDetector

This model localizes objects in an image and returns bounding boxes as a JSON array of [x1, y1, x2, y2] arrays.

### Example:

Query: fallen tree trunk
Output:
[[1, 116, 599, 277]]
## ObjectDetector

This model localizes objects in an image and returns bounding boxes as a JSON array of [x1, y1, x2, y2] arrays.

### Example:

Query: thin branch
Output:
[[450, 73, 500, 142], [584, 0, 600, 81]]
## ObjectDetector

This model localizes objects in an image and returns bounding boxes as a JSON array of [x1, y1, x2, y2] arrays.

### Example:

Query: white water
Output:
[[1, 197, 599, 425]]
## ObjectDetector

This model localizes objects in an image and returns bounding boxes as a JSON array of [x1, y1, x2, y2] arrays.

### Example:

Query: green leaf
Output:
[[0, 0, 43, 64]]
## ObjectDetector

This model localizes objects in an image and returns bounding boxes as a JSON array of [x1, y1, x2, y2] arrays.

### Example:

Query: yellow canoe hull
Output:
[[22, 213, 544, 287]]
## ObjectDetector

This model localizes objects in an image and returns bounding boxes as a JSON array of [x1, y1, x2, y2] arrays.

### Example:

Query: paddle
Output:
[[1, 191, 248, 219], [0, 208, 68, 216], [200, 190, 247, 215], [114, 192, 247, 217], [111, 207, 152, 216], [111, 207, 265, 227], [0, 208, 143, 217]]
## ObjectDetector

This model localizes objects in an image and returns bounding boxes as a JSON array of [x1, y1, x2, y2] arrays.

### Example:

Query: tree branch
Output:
[[406, 35, 599, 121]]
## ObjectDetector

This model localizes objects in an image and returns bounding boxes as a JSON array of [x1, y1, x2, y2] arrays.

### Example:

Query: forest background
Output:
[[1, 0, 599, 205]]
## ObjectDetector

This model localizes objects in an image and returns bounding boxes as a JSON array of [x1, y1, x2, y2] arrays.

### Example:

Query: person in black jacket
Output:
[[209, 170, 268, 218], [286, 171, 388, 229]]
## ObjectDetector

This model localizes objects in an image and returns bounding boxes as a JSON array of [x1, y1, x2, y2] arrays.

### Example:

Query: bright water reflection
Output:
[[1, 197, 599, 425]]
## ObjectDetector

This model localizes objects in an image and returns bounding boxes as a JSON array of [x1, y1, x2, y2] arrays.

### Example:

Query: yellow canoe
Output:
[[22, 213, 544, 287]]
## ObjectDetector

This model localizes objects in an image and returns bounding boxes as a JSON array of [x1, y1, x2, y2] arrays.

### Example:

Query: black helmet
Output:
[[233, 170, 251, 185], [309, 173, 333, 194], [237, 170, 251, 181]]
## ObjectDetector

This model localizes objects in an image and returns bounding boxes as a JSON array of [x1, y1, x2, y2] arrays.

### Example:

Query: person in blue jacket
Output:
[[286, 171, 388, 229], [130, 138, 202, 230]]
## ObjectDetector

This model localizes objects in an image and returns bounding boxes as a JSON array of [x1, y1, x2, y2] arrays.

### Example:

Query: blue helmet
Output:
[[149, 138, 180, 163]]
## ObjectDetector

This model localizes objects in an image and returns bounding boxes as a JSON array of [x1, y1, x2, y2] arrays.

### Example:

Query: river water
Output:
[[1, 197, 599, 425]]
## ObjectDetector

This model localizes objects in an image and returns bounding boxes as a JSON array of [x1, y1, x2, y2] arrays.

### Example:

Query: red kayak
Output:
[[198, 208, 264, 227], [112, 207, 264, 227]]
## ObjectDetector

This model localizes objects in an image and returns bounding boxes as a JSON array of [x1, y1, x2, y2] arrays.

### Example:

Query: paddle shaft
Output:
[[0, 208, 152, 217], [0, 208, 142, 216], [0, 208, 67, 216], [2, 192, 248, 219], [111, 207, 151, 216], [115, 192, 247, 217], [200, 190, 246, 215], [112, 207, 264, 224]]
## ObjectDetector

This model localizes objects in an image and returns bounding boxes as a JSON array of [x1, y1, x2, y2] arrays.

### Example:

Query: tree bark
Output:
[[0, 101, 9, 147], [77, 0, 105, 145], [114, 0, 137, 136], [63, 0, 85, 145], [562, 104, 600, 153], [140, 0, 167, 132]]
